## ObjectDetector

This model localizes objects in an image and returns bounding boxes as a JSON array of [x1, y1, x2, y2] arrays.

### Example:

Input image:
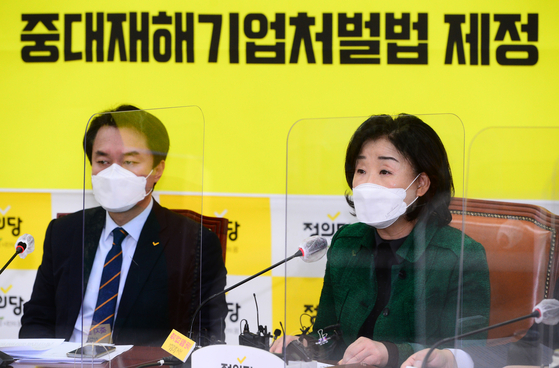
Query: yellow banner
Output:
[[1, 1, 557, 199]]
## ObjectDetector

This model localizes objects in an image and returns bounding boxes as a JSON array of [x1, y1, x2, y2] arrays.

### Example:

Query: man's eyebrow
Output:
[[93, 150, 143, 157], [123, 151, 141, 156]]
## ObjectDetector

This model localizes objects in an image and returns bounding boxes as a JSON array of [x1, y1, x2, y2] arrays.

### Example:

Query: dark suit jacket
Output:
[[19, 201, 228, 346]]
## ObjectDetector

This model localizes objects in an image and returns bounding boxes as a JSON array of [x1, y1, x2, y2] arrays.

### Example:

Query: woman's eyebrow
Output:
[[378, 155, 399, 163]]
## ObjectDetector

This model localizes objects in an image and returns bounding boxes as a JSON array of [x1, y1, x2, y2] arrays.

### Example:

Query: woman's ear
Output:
[[417, 172, 430, 197]]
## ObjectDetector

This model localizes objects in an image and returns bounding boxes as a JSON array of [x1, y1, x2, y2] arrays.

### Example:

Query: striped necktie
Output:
[[89, 227, 127, 343]]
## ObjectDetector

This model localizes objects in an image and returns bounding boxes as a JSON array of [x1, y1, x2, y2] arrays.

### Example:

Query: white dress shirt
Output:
[[70, 198, 154, 342]]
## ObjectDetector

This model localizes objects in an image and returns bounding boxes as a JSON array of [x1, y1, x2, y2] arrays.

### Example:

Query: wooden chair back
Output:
[[170, 209, 228, 263]]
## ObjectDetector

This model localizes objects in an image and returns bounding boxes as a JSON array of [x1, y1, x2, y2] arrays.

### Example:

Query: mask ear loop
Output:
[[405, 173, 421, 191], [144, 169, 154, 196], [404, 173, 422, 208]]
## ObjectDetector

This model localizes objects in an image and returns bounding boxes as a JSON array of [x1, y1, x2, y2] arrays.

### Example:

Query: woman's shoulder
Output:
[[333, 222, 372, 240], [428, 223, 485, 253], [329, 222, 375, 252], [327, 222, 375, 266]]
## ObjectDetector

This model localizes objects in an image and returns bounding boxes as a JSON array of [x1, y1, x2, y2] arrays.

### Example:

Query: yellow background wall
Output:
[[1, 1, 557, 196]]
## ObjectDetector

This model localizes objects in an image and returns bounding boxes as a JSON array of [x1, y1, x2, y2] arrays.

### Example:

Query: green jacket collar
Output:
[[349, 219, 440, 263]]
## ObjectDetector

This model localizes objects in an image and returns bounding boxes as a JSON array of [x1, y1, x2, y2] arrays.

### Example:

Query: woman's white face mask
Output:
[[352, 174, 420, 229], [92, 163, 153, 213]]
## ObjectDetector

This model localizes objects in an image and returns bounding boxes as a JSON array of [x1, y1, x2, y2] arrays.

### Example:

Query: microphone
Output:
[[533, 299, 559, 325], [15, 233, 35, 258], [188, 236, 328, 341], [423, 299, 559, 368], [273, 329, 282, 342], [0, 234, 35, 276], [299, 236, 328, 263]]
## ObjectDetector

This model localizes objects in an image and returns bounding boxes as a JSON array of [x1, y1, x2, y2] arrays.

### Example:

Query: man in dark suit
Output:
[[20, 105, 227, 346]]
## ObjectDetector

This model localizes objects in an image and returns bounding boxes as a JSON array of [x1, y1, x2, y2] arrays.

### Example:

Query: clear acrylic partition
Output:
[[77, 106, 217, 362], [281, 114, 474, 364], [463, 127, 559, 365]]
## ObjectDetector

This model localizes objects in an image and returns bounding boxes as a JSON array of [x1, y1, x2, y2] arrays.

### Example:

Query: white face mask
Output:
[[92, 163, 153, 213], [352, 174, 420, 229]]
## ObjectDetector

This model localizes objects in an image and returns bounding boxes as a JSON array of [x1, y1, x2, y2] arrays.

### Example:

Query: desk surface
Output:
[[12, 346, 367, 368], [11, 346, 167, 368]]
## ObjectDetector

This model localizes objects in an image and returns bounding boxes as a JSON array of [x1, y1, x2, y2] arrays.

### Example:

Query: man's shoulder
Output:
[[52, 207, 105, 228], [150, 204, 217, 245], [152, 203, 199, 229]]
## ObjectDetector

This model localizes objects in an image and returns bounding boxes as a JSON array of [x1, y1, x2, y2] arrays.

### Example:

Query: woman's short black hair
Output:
[[345, 114, 454, 226], [84, 104, 170, 168]]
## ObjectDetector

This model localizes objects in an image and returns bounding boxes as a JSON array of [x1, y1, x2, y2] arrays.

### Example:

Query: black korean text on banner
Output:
[[0, 296, 25, 317], [303, 221, 346, 238], [20, 11, 537, 65], [445, 13, 538, 65], [0, 216, 23, 237]]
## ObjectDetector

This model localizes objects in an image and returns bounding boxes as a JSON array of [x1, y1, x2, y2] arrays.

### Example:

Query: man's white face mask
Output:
[[92, 163, 153, 213], [352, 174, 420, 229]]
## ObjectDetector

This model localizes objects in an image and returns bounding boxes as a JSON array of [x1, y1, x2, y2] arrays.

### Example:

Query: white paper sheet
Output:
[[0, 339, 132, 364]]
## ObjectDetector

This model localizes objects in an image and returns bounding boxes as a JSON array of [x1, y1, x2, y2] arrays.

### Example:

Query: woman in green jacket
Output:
[[271, 114, 490, 367]]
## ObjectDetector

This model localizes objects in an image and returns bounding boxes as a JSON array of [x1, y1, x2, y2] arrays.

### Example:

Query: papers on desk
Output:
[[0, 339, 133, 364], [287, 362, 334, 367]]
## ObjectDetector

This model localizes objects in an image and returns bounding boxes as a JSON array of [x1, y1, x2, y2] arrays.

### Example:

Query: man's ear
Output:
[[417, 172, 430, 197], [153, 160, 165, 184]]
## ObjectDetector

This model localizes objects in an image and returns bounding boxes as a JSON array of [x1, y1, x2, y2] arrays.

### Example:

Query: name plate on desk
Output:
[[192, 345, 285, 368]]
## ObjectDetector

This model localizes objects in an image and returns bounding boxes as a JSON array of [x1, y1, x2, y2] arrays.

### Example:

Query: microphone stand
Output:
[[0, 243, 26, 367], [423, 310, 539, 368], [188, 249, 303, 341], [0, 245, 25, 276]]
